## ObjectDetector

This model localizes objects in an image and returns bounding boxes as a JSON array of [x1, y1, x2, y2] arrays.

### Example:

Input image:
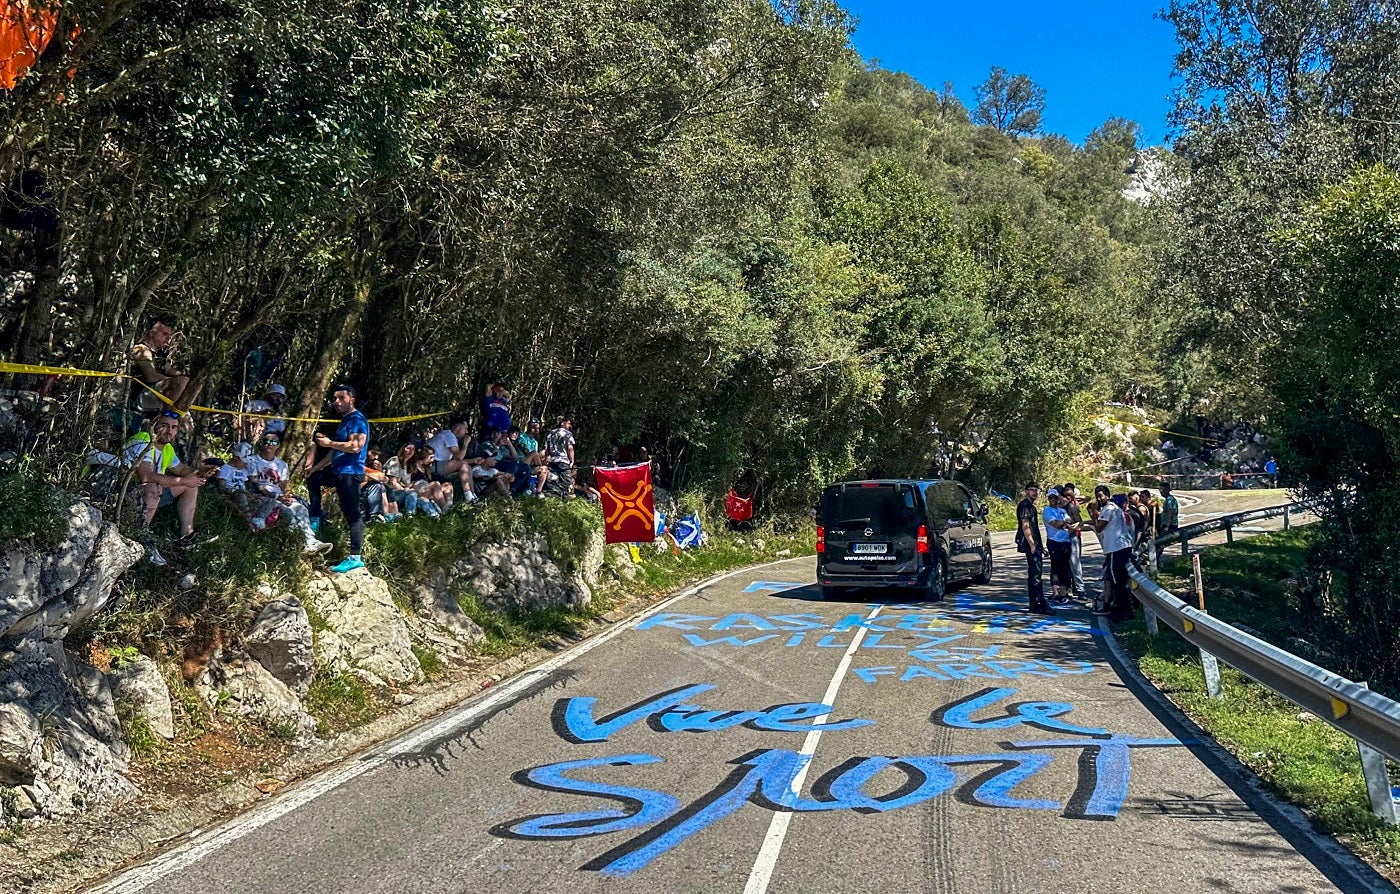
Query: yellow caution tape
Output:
[[1091, 414, 1210, 442], [0, 361, 450, 426]]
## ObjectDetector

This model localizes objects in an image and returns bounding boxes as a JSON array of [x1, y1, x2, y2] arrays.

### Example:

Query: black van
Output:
[[816, 479, 992, 601]]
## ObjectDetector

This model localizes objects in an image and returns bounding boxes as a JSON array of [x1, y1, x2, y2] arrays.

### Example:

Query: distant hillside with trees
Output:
[[0, 0, 1165, 509]]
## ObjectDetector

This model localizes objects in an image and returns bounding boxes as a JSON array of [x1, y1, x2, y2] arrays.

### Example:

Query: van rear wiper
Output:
[[836, 518, 872, 527]]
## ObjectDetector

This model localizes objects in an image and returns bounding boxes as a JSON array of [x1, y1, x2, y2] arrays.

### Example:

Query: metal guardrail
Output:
[[1129, 503, 1400, 823], [1162, 501, 1307, 554]]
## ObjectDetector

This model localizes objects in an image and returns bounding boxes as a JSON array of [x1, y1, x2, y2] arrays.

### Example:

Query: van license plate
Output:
[[852, 542, 888, 554]]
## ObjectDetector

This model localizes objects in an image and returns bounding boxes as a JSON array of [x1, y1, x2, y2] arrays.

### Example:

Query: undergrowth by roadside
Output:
[[1117, 527, 1400, 879]]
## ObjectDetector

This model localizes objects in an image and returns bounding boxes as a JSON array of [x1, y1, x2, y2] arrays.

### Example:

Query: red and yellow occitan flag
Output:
[[595, 462, 655, 545]]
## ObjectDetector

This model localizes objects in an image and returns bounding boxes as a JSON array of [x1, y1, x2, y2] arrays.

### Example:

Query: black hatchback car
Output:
[[816, 478, 992, 600]]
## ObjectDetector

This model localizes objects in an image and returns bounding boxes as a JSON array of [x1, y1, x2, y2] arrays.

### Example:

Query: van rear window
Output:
[[823, 484, 917, 534]]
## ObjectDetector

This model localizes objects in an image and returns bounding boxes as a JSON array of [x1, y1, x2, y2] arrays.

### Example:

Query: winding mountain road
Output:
[[85, 490, 1378, 894]]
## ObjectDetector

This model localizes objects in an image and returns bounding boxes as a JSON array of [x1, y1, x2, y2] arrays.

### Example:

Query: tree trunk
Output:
[[286, 273, 372, 478]]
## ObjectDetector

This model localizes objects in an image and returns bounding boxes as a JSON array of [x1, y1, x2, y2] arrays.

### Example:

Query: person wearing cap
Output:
[[545, 415, 576, 498], [1016, 481, 1052, 614], [240, 382, 289, 443], [1042, 489, 1074, 605]]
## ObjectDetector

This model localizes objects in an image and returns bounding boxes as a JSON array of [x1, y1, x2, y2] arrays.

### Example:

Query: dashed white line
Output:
[[741, 604, 883, 894]]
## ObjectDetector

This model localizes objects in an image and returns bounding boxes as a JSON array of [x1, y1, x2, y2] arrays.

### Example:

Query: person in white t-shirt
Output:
[[1091, 485, 1135, 620], [426, 418, 477, 500], [249, 434, 331, 553]]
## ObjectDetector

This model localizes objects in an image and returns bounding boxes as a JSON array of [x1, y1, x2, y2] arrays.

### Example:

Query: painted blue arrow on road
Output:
[[743, 581, 808, 593]]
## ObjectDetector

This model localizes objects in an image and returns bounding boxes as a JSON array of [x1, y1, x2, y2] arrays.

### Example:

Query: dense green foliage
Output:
[[2, 0, 1159, 513], [1160, 1, 1400, 685]]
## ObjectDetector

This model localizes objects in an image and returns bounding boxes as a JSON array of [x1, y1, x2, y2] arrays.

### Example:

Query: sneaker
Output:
[[1093, 608, 1111, 616], [174, 532, 197, 549], [303, 539, 334, 554], [1052, 595, 1072, 606], [250, 517, 267, 531], [146, 545, 167, 567], [332, 555, 365, 573]]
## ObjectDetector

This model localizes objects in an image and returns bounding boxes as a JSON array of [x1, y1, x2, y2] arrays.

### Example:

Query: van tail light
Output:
[[816, 525, 826, 554], [916, 525, 929, 553]]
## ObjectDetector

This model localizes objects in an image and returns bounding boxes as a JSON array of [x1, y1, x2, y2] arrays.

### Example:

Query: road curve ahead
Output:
[[90, 533, 1366, 894]]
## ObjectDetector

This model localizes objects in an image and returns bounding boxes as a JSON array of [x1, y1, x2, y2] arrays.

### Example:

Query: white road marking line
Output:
[[741, 604, 883, 894], [88, 554, 813, 894]]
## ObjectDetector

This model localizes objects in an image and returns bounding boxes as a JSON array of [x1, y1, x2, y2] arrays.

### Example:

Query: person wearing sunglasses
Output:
[[120, 411, 208, 544]]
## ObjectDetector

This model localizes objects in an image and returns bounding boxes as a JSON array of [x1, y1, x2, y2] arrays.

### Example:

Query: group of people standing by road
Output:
[[1016, 481, 1179, 619]]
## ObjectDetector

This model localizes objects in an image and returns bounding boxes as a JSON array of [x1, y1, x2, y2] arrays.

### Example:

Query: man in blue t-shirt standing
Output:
[[307, 384, 370, 573]]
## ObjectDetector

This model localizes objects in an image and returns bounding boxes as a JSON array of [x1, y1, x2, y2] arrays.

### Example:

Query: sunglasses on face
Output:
[[160, 410, 181, 420]]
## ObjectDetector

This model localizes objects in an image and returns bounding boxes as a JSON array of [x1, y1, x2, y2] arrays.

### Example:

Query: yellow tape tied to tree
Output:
[[0, 361, 449, 426]]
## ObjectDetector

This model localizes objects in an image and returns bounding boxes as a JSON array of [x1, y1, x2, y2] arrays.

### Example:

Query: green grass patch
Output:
[[412, 643, 445, 680], [0, 466, 69, 552], [367, 498, 601, 584], [1157, 527, 1314, 644], [455, 595, 598, 660], [1120, 526, 1400, 875], [304, 671, 379, 738], [115, 700, 162, 759], [984, 497, 1018, 533]]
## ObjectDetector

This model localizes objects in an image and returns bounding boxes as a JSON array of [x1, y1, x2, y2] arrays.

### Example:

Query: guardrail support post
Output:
[[1358, 740, 1397, 824], [1356, 682, 1399, 824], [1224, 520, 1234, 544], [1144, 609, 1159, 637], [1180, 531, 1188, 556], [1283, 506, 1291, 530], [1200, 650, 1223, 698]]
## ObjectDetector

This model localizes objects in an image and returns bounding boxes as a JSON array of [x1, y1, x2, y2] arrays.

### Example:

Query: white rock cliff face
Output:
[[0, 497, 608, 824], [0, 501, 144, 819]]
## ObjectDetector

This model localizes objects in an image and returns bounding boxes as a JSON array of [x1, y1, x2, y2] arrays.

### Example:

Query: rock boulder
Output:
[[108, 654, 176, 740], [304, 571, 420, 685], [244, 595, 315, 697]]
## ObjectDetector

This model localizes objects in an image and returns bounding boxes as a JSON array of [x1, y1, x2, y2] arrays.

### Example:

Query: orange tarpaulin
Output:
[[1, 0, 58, 89]]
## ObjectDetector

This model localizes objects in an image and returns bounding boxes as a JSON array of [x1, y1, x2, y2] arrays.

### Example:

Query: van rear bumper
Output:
[[817, 567, 928, 589]]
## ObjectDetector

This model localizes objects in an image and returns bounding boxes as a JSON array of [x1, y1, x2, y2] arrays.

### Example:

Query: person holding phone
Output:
[[121, 410, 208, 545]]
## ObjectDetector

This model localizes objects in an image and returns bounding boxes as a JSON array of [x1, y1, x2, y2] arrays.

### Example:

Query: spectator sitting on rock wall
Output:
[[249, 434, 331, 553], [123, 411, 209, 545]]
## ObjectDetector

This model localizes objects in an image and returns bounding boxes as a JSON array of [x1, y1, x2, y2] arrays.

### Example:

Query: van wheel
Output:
[[819, 585, 838, 601], [972, 549, 992, 585], [924, 559, 947, 603]]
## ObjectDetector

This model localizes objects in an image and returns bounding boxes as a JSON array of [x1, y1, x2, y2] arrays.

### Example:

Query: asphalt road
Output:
[[87, 491, 1365, 894]]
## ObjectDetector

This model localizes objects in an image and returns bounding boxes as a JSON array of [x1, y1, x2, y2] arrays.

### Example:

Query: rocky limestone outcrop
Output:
[[451, 532, 596, 614], [244, 593, 315, 697], [193, 651, 317, 742], [108, 655, 176, 740], [0, 500, 143, 819], [305, 570, 421, 685], [409, 568, 486, 661]]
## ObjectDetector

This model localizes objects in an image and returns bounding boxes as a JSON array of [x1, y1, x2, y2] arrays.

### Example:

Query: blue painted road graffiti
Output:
[[494, 686, 1192, 876]]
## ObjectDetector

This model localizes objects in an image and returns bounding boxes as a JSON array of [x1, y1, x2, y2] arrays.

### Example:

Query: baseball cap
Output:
[[1046, 488, 1060, 497], [266, 383, 286, 396]]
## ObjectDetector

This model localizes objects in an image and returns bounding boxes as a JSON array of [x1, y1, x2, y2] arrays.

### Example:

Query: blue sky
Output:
[[839, 0, 1181, 146]]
